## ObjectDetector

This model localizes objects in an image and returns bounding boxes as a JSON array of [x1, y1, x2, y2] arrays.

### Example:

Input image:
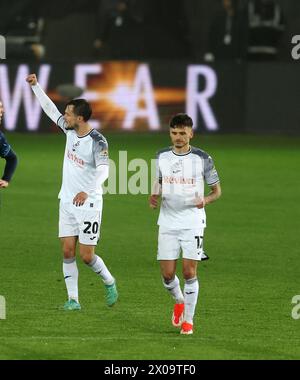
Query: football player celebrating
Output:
[[26, 74, 118, 310], [149, 113, 221, 335], [0, 100, 18, 189]]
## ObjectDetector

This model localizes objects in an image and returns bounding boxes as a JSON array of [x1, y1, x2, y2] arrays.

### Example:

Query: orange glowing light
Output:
[[106, 82, 134, 111], [48, 62, 186, 130]]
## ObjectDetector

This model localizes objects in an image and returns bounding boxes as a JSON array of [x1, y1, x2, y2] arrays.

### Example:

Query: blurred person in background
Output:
[[204, 0, 247, 62], [246, 0, 285, 61], [93, 0, 147, 59]]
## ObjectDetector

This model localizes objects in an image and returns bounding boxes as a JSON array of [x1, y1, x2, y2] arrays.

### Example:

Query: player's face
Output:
[[0, 101, 4, 124], [170, 126, 193, 149], [64, 105, 81, 130]]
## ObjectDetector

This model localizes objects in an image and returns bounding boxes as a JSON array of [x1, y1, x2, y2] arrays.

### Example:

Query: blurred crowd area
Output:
[[0, 0, 298, 62]]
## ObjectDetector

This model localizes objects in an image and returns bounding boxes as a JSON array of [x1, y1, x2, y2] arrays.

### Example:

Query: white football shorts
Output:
[[59, 202, 102, 245], [157, 226, 205, 261]]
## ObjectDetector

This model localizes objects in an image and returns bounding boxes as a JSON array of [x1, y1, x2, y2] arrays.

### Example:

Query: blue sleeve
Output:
[[0, 131, 11, 158], [2, 149, 18, 182]]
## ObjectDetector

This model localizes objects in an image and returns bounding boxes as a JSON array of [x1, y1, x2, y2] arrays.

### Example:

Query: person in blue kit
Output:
[[0, 100, 18, 188]]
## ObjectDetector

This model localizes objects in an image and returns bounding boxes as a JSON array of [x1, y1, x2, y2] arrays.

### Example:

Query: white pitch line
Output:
[[1, 336, 208, 341]]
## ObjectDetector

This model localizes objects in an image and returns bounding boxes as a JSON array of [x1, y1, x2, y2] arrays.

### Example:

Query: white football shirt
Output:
[[31, 83, 109, 211], [156, 146, 220, 229], [57, 117, 109, 210]]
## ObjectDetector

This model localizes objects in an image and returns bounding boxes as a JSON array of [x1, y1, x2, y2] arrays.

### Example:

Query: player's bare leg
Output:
[[181, 259, 199, 334], [79, 244, 118, 307], [160, 260, 185, 327], [61, 237, 81, 310]]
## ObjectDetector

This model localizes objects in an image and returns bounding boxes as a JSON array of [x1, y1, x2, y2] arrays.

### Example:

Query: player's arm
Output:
[[73, 166, 109, 207], [0, 133, 18, 188], [92, 136, 109, 188], [195, 182, 221, 209], [203, 183, 221, 207], [195, 154, 221, 208], [149, 153, 162, 209], [149, 180, 161, 209], [73, 137, 109, 207], [0, 149, 18, 188], [26, 74, 65, 132]]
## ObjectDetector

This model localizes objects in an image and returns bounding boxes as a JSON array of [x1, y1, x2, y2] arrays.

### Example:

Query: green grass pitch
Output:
[[0, 132, 300, 360]]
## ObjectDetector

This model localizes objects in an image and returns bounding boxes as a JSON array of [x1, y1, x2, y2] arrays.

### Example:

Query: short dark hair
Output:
[[66, 99, 92, 122], [169, 113, 193, 128]]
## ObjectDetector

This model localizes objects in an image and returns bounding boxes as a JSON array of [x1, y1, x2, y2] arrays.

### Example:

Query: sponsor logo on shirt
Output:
[[162, 176, 195, 185], [67, 150, 85, 167]]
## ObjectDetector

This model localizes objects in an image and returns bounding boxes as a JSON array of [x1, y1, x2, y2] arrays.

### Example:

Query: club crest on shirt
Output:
[[72, 141, 80, 152], [171, 160, 183, 174]]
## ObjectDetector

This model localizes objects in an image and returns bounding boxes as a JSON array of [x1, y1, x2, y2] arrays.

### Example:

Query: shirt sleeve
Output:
[[156, 152, 162, 184], [93, 136, 109, 167], [151, 152, 162, 195], [31, 83, 67, 133], [94, 165, 109, 187], [0, 132, 11, 158], [204, 155, 220, 186], [2, 149, 18, 182], [56, 115, 69, 133], [86, 161, 109, 195]]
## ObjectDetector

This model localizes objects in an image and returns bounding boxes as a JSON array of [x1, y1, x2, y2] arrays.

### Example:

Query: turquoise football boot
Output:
[[105, 282, 118, 307], [63, 299, 81, 311]]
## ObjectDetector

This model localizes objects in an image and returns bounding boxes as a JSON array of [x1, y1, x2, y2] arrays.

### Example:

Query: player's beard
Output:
[[65, 122, 77, 131], [66, 123, 81, 131], [175, 141, 188, 149]]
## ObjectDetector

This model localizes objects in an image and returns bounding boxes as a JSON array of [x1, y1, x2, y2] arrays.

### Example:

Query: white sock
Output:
[[183, 277, 199, 324], [88, 255, 114, 285], [63, 258, 79, 302], [163, 275, 184, 304]]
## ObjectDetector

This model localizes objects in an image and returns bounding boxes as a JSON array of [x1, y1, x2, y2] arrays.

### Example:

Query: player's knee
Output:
[[162, 274, 175, 283], [79, 251, 94, 265], [183, 269, 197, 280], [62, 245, 76, 259]]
